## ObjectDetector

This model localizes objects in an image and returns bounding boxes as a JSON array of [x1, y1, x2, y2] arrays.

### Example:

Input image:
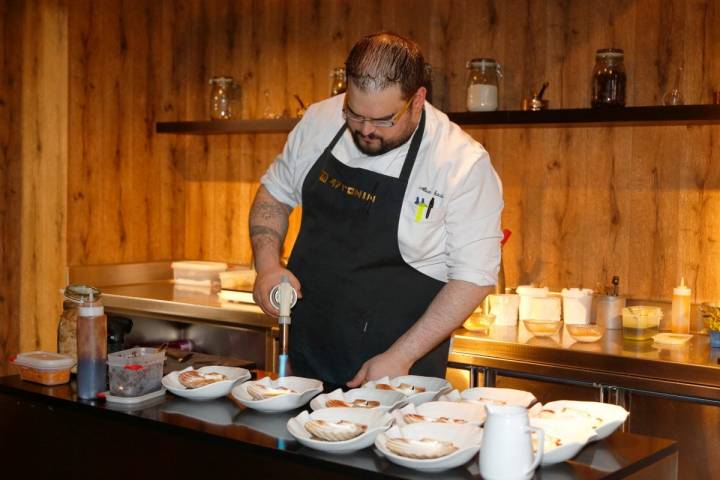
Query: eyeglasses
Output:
[[342, 93, 415, 128]]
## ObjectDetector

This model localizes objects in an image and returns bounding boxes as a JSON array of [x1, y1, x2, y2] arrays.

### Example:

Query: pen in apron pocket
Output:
[[425, 197, 435, 219], [414, 197, 427, 222]]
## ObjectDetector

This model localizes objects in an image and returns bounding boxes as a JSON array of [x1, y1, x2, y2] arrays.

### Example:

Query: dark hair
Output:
[[345, 32, 425, 99]]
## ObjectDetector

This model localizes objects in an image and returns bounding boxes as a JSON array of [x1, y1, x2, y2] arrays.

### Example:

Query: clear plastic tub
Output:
[[171, 261, 228, 286], [12, 351, 75, 386], [107, 347, 165, 397], [622, 306, 663, 341]]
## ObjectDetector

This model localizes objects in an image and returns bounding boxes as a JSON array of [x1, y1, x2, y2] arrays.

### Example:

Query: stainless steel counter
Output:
[[449, 325, 720, 402], [69, 261, 271, 328]]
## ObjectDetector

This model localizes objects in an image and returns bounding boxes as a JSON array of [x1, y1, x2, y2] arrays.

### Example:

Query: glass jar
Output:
[[466, 58, 502, 112], [57, 285, 102, 368], [591, 49, 626, 108], [209, 76, 237, 120], [330, 67, 347, 97]]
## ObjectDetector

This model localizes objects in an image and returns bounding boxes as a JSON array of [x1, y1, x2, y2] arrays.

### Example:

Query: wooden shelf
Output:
[[447, 104, 720, 128], [156, 118, 300, 134], [156, 105, 720, 134]]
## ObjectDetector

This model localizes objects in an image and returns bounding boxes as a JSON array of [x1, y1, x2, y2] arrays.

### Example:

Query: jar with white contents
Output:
[[466, 58, 502, 112]]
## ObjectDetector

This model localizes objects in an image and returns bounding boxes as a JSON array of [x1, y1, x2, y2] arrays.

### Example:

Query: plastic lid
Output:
[[13, 351, 75, 370], [516, 286, 549, 297], [561, 288, 594, 298], [673, 277, 691, 296], [171, 261, 228, 272]]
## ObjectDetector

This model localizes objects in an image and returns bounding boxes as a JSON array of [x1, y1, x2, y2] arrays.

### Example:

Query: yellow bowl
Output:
[[463, 312, 496, 332], [566, 324, 605, 343], [523, 319, 562, 337]]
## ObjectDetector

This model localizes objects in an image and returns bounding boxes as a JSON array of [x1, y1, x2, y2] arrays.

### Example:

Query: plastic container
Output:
[[219, 267, 256, 291], [595, 295, 626, 330], [528, 296, 561, 322], [12, 352, 75, 386], [622, 306, 663, 341], [171, 261, 228, 287], [671, 277, 691, 334], [517, 286, 550, 321], [107, 347, 166, 397], [77, 294, 107, 399], [488, 294, 520, 326], [561, 288, 594, 325]]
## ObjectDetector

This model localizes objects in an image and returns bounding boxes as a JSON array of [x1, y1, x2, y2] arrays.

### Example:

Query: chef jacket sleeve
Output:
[[260, 120, 306, 209], [445, 152, 503, 287]]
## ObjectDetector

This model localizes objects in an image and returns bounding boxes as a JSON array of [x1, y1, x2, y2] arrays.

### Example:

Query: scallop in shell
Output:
[[376, 383, 426, 396], [246, 383, 295, 400], [402, 414, 467, 425], [385, 437, 458, 459], [178, 370, 228, 389], [304, 419, 367, 442], [326, 399, 381, 409]]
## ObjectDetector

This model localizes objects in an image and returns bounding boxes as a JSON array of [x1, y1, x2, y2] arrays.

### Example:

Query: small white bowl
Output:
[[375, 422, 483, 472], [439, 387, 537, 408], [392, 401, 487, 427], [231, 376, 323, 413], [309, 388, 407, 412], [362, 375, 452, 406], [162, 366, 251, 401], [529, 417, 596, 465], [534, 400, 629, 440], [287, 407, 392, 454]]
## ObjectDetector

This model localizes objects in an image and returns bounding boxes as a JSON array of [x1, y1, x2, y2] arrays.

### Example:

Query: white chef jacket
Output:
[[261, 94, 504, 287]]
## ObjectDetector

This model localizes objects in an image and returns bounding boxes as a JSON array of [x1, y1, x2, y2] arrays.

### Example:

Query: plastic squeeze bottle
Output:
[[671, 277, 691, 334], [76, 291, 107, 399]]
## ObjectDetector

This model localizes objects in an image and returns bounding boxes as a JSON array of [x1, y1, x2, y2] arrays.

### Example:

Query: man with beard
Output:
[[250, 32, 503, 388]]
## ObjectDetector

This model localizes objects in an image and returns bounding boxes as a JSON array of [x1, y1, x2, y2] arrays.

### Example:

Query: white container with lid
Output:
[[517, 286, 550, 321], [171, 261, 228, 287], [561, 288, 594, 325], [528, 296, 561, 321], [488, 294, 520, 326]]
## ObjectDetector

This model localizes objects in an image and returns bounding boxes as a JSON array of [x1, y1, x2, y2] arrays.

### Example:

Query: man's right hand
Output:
[[253, 266, 302, 317]]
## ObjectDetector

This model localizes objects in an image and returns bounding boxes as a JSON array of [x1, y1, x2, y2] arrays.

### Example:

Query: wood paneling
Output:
[[61, 0, 720, 302], [2, 0, 720, 365]]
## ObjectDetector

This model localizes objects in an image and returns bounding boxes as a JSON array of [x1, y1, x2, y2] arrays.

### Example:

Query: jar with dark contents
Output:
[[591, 49, 626, 108], [57, 285, 102, 369]]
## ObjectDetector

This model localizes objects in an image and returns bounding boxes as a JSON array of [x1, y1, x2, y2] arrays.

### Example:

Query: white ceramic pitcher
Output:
[[479, 404, 544, 480]]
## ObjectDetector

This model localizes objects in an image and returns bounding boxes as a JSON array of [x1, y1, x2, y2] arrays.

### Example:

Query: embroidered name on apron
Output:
[[319, 169, 377, 203]]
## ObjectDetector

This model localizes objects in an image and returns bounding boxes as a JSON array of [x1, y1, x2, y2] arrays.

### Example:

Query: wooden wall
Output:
[[3, 0, 720, 363], [0, 0, 67, 374]]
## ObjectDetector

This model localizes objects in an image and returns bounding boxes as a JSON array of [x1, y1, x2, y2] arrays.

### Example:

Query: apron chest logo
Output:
[[318, 169, 377, 204]]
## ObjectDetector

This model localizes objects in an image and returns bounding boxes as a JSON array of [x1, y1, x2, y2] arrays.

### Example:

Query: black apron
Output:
[[287, 111, 449, 387]]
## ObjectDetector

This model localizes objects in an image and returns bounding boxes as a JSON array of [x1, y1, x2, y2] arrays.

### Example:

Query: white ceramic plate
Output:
[[375, 422, 483, 472], [534, 400, 629, 440], [439, 387, 537, 408], [362, 375, 452, 406], [162, 366, 251, 401], [287, 407, 392, 454], [232, 376, 323, 413], [529, 417, 596, 465], [392, 401, 487, 427], [309, 387, 407, 412]]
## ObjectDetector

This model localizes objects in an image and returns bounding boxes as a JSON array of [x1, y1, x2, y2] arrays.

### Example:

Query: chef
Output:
[[250, 32, 503, 388]]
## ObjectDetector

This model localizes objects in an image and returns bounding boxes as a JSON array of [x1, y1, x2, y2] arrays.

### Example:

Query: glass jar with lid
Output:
[[330, 66, 347, 97], [466, 58, 503, 112], [591, 49, 626, 108], [57, 285, 102, 367], [209, 76, 238, 120]]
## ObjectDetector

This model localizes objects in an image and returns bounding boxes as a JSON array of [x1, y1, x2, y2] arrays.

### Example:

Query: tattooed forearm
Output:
[[249, 186, 293, 271], [250, 225, 283, 242]]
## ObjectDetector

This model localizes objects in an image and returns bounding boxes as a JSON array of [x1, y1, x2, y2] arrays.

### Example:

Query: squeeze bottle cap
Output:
[[673, 277, 691, 296]]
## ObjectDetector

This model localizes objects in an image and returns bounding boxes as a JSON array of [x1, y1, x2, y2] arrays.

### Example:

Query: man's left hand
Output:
[[346, 351, 413, 388]]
